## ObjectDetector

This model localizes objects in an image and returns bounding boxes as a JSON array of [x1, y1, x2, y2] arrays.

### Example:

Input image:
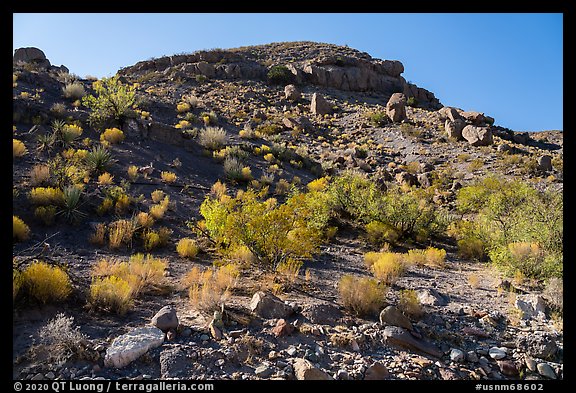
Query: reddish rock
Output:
[[271, 319, 294, 337], [498, 360, 519, 377]]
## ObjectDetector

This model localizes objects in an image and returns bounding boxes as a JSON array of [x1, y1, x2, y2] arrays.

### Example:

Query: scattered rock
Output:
[[284, 84, 301, 101], [301, 303, 342, 325], [364, 362, 390, 380], [517, 333, 559, 360], [497, 360, 519, 377], [395, 171, 418, 187], [382, 326, 442, 357], [497, 143, 512, 153], [293, 358, 333, 380], [271, 319, 294, 337], [462, 125, 493, 146], [537, 155, 553, 172], [105, 326, 165, 368], [445, 119, 465, 140], [310, 93, 333, 116], [488, 347, 507, 360], [536, 362, 556, 379], [379, 305, 413, 331], [438, 106, 463, 122], [386, 93, 407, 123], [462, 327, 490, 339], [461, 111, 486, 126], [336, 369, 350, 380], [255, 364, 274, 378], [514, 294, 547, 320], [525, 356, 538, 372], [450, 348, 465, 363], [416, 288, 448, 306], [249, 291, 293, 319], [151, 306, 179, 332]]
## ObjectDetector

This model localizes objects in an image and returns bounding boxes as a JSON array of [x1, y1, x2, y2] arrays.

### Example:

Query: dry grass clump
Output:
[[338, 274, 387, 317], [62, 82, 86, 100], [38, 313, 89, 364], [149, 196, 170, 220], [21, 261, 72, 304], [198, 126, 227, 150], [89, 276, 133, 315], [398, 289, 424, 318], [29, 187, 65, 206], [183, 264, 240, 314], [177, 238, 199, 259], [161, 171, 177, 183], [405, 247, 447, 268], [29, 165, 51, 186], [13, 215, 31, 242], [108, 219, 137, 249], [365, 252, 406, 284]]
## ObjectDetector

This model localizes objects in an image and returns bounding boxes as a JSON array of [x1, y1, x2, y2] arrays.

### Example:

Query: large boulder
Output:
[[13, 47, 51, 68], [382, 326, 442, 357], [104, 326, 165, 368], [445, 119, 466, 140], [284, 84, 301, 101], [293, 358, 333, 380], [151, 305, 179, 331], [537, 155, 553, 172], [462, 125, 493, 146], [461, 111, 486, 125], [249, 291, 293, 319], [514, 294, 547, 320], [438, 106, 463, 122], [301, 303, 342, 325], [386, 93, 407, 123], [310, 93, 333, 116], [379, 306, 413, 331]]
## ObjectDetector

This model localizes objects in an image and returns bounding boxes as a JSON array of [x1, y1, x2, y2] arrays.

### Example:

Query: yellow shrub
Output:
[[136, 212, 155, 228], [29, 187, 64, 206], [241, 166, 253, 181], [177, 238, 199, 259], [175, 120, 191, 130], [338, 274, 387, 317], [13, 139, 27, 157], [96, 197, 113, 216], [29, 165, 51, 186], [108, 219, 136, 249], [365, 221, 400, 245], [161, 171, 177, 183], [13, 216, 30, 242], [127, 165, 139, 181], [151, 189, 165, 203], [176, 102, 191, 113], [371, 252, 406, 284], [100, 128, 125, 144], [398, 289, 423, 318], [149, 197, 169, 220], [423, 247, 446, 268], [143, 231, 161, 251], [458, 237, 485, 260], [62, 124, 83, 140], [22, 262, 72, 304], [264, 153, 275, 162], [34, 206, 57, 226], [210, 181, 227, 200], [157, 226, 172, 246], [276, 259, 302, 284], [114, 194, 131, 215], [89, 276, 133, 315], [226, 245, 256, 266], [13, 269, 23, 301], [97, 172, 114, 185], [307, 177, 329, 192]]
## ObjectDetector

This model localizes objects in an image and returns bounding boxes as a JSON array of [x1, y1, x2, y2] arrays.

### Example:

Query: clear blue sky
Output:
[[13, 13, 563, 132]]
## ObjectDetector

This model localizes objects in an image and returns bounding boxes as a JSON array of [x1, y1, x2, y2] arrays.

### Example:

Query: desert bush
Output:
[[127, 165, 139, 181], [50, 102, 67, 118], [177, 238, 199, 259], [398, 289, 423, 318], [406, 96, 418, 107], [405, 247, 446, 268], [89, 276, 133, 315], [62, 82, 86, 100], [136, 212, 155, 228], [82, 75, 136, 129], [176, 102, 191, 114], [100, 127, 125, 144], [60, 124, 83, 146], [338, 274, 387, 317], [307, 177, 329, 192], [89, 223, 107, 245], [198, 126, 227, 150], [34, 205, 57, 226], [200, 111, 218, 126], [22, 262, 72, 304], [267, 65, 293, 85], [186, 264, 239, 314], [108, 219, 137, 249], [30, 165, 51, 186], [365, 110, 389, 127], [161, 171, 177, 183], [255, 123, 283, 136], [13, 269, 23, 301], [370, 252, 406, 284], [223, 157, 249, 182], [151, 189, 165, 203], [59, 185, 86, 223], [38, 313, 88, 364], [365, 221, 400, 246], [29, 187, 64, 206], [13, 139, 27, 157], [97, 172, 114, 185], [143, 231, 161, 251], [13, 215, 31, 242], [200, 187, 324, 270], [149, 197, 169, 220], [226, 245, 257, 266], [457, 176, 562, 278]]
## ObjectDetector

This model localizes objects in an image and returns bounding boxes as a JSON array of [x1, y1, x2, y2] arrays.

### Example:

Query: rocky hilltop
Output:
[[12, 43, 563, 383]]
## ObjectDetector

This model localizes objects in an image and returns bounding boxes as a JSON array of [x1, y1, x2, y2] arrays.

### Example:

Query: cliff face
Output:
[[119, 41, 441, 109]]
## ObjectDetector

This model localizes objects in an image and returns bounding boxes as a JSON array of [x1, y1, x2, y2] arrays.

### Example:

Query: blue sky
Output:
[[13, 13, 563, 132]]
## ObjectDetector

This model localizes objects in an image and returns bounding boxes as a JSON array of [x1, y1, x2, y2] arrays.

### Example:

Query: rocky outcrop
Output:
[[14, 47, 51, 69], [462, 125, 493, 146], [249, 291, 294, 319], [386, 93, 408, 123], [310, 93, 333, 116]]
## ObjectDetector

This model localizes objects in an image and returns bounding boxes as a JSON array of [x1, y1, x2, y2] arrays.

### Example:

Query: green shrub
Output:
[[365, 111, 389, 126], [365, 221, 400, 246], [82, 75, 136, 129], [267, 65, 294, 85], [13, 216, 31, 242]]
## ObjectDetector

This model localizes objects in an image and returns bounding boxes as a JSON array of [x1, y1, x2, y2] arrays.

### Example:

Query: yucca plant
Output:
[[85, 145, 112, 174], [58, 186, 86, 223]]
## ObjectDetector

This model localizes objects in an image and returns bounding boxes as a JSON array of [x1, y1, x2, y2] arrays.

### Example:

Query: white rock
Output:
[[450, 348, 465, 363], [104, 326, 164, 368], [488, 347, 507, 360], [515, 294, 547, 320]]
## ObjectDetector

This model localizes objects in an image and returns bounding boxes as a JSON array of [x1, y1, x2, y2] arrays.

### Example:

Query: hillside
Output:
[[12, 43, 563, 382]]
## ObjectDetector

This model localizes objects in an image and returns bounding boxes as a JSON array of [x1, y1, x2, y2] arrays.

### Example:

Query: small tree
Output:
[[82, 75, 136, 129]]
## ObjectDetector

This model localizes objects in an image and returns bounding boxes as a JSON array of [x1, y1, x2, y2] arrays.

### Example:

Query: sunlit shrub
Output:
[[338, 275, 387, 317], [13, 216, 31, 242], [177, 238, 199, 259], [22, 262, 72, 304]]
